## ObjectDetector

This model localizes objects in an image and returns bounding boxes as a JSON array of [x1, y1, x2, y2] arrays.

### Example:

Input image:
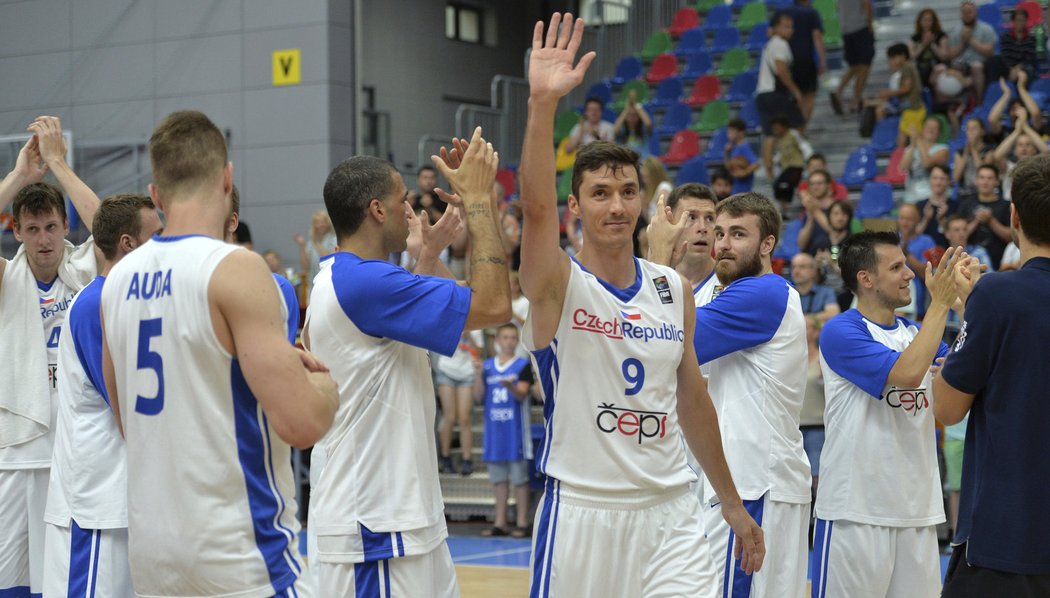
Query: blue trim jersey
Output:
[[695, 273, 811, 504], [817, 309, 948, 527], [481, 357, 534, 463], [305, 252, 471, 564], [522, 257, 697, 492], [940, 258, 1050, 574], [101, 235, 306, 597], [273, 273, 300, 345], [45, 276, 128, 531]]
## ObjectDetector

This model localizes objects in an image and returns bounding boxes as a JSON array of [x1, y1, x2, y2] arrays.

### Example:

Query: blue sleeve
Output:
[[69, 286, 108, 404], [273, 274, 300, 345], [819, 313, 901, 399], [733, 143, 757, 164], [940, 277, 999, 394], [695, 276, 786, 364], [332, 258, 472, 357]]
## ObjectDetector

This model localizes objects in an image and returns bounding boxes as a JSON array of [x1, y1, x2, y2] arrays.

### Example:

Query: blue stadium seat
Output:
[[603, 107, 618, 123], [611, 56, 643, 85], [738, 98, 761, 130], [703, 127, 729, 161], [682, 50, 714, 78], [982, 80, 1015, 110], [648, 134, 664, 157], [649, 76, 685, 108], [869, 116, 901, 153], [725, 71, 758, 103], [584, 81, 613, 106], [675, 28, 708, 58], [840, 146, 877, 186], [655, 102, 693, 136], [676, 156, 711, 185], [977, 3, 1002, 28], [765, 0, 792, 9], [856, 182, 896, 219], [702, 5, 733, 32], [710, 27, 742, 55], [1028, 77, 1050, 110], [774, 217, 804, 260], [746, 22, 770, 52]]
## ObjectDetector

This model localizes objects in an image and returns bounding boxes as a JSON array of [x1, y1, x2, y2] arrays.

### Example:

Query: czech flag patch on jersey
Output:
[[620, 308, 642, 321]]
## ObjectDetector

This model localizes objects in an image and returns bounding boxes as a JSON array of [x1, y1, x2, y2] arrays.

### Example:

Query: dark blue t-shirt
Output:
[[940, 257, 1050, 575], [785, 5, 824, 64]]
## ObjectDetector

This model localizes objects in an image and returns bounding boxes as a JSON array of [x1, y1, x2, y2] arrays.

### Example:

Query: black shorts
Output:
[[756, 91, 805, 135], [942, 544, 1050, 598], [843, 26, 875, 67], [791, 58, 819, 93]]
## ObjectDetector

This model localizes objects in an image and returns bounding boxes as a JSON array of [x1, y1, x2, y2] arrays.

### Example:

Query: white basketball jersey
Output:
[[686, 269, 721, 497], [101, 235, 306, 597], [45, 276, 128, 530], [523, 257, 696, 492], [816, 310, 947, 527]]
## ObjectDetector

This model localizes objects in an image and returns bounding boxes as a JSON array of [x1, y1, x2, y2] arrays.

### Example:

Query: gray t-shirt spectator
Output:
[[838, 0, 869, 35], [949, 21, 997, 65]]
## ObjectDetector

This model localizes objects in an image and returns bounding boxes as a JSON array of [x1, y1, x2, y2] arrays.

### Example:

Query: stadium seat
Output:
[[697, 0, 723, 14], [765, 0, 792, 9], [650, 76, 685, 108], [856, 182, 896, 219], [1028, 77, 1050, 110], [874, 147, 908, 186], [692, 99, 731, 133], [717, 49, 752, 79], [603, 107, 618, 123], [840, 146, 877, 186], [977, 2, 1003, 28], [746, 22, 770, 52], [646, 53, 679, 84], [557, 171, 573, 203], [611, 56, 643, 85], [703, 127, 729, 161], [737, 2, 769, 31], [583, 81, 613, 106], [725, 70, 758, 103], [710, 27, 742, 55], [648, 134, 663, 157], [823, 17, 842, 45], [655, 102, 694, 136], [554, 111, 580, 145], [641, 31, 674, 62], [660, 130, 701, 165], [702, 5, 732, 32], [932, 113, 951, 144], [738, 98, 761, 130], [614, 80, 650, 110], [495, 168, 516, 199], [869, 116, 901, 153], [774, 217, 804, 260], [676, 155, 711, 185], [675, 29, 708, 58], [813, 0, 836, 21], [982, 80, 1015, 110], [682, 50, 714, 78], [686, 74, 722, 106], [669, 7, 701, 37], [1017, 1, 1042, 29]]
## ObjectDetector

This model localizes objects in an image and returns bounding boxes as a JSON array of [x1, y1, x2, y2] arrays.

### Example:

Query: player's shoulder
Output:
[[820, 309, 868, 339]]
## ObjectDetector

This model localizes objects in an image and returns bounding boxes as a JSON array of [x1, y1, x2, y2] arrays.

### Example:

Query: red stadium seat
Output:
[[685, 75, 721, 107], [874, 147, 908, 186], [668, 7, 700, 37], [660, 130, 701, 165], [646, 54, 679, 84]]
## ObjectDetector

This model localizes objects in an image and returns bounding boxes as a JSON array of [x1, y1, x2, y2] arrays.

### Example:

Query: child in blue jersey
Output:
[[476, 323, 534, 537]]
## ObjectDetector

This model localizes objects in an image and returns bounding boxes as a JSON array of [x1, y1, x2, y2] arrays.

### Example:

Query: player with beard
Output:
[[814, 233, 964, 596], [650, 192, 811, 598]]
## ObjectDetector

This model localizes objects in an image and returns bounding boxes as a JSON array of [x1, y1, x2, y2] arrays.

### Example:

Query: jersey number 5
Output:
[[135, 318, 165, 415]]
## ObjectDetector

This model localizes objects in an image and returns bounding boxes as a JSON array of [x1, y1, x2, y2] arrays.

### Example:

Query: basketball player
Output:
[[304, 127, 511, 596], [520, 14, 763, 597], [100, 110, 338, 597], [650, 192, 812, 598], [42, 194, 161, 597], [0, 117, 101, 597], [812, 233, 961, 597]]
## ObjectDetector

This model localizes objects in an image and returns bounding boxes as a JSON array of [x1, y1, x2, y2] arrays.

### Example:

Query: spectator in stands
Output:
[[946, 1, 998, 103], [992, 110, 1049, 200], [831, 0, 874, 114], [1001, 8, 1038, 85], [797, 169, 838, 253], [987, 76, 1043, 140], [957, 163, 1012, 269], [262, 250, 283, 274], [710, 167, 733, 200], [757, 12, 807, 134], [785, 0, 827, 123], [613, 90, 652, 158], [863, 44, 924, 147], [910, 9, 950, 87], [944, 214, 995, 271], [724, 119, 760, 194], [915, 164, 957, 246], [798, 153, 848, 201], [436, 331, 483, 476], [408, 165, 444, 215], [900, 115, 950, 203], [800, 314, 826, 524], [953, 118, 994, 196], [294, 209, 337, 286], [764, 114, 808, 210], [565, 97, 615, 153], [898, 203, 938, 315], [791, 252, 840, 322], [635, 157, 673, 257], [817, 201, 854, 311]]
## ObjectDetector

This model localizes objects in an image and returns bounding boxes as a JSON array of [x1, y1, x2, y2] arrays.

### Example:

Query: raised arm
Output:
[[0, 137, 49, 213], [213, 249, 339, 448], [1016, 72, 1043, 131], [29, 116, 100, 233], [519, 14, 595, 347], [987, 80, 1012, 136], [408, 202, 462, 279]]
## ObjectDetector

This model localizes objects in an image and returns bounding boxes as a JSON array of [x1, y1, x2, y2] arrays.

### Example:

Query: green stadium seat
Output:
[[691, 99, 731, 133], [715, 48, 751, 78], [640, 31, 674, 62]]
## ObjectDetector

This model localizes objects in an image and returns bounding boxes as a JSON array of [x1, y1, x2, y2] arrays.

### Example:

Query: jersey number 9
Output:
[[622, 358, 645, 396]]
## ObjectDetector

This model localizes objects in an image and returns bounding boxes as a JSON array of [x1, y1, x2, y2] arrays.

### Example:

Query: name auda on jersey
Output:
[[571, 308, 685, 343], [125, 269, 172, 300]]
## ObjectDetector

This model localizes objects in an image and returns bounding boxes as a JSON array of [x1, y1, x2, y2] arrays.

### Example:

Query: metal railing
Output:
[[362, 108, 392, 161]]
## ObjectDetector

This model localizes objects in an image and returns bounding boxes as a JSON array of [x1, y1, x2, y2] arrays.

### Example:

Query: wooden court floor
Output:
[[457, 565, 530, 598]]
